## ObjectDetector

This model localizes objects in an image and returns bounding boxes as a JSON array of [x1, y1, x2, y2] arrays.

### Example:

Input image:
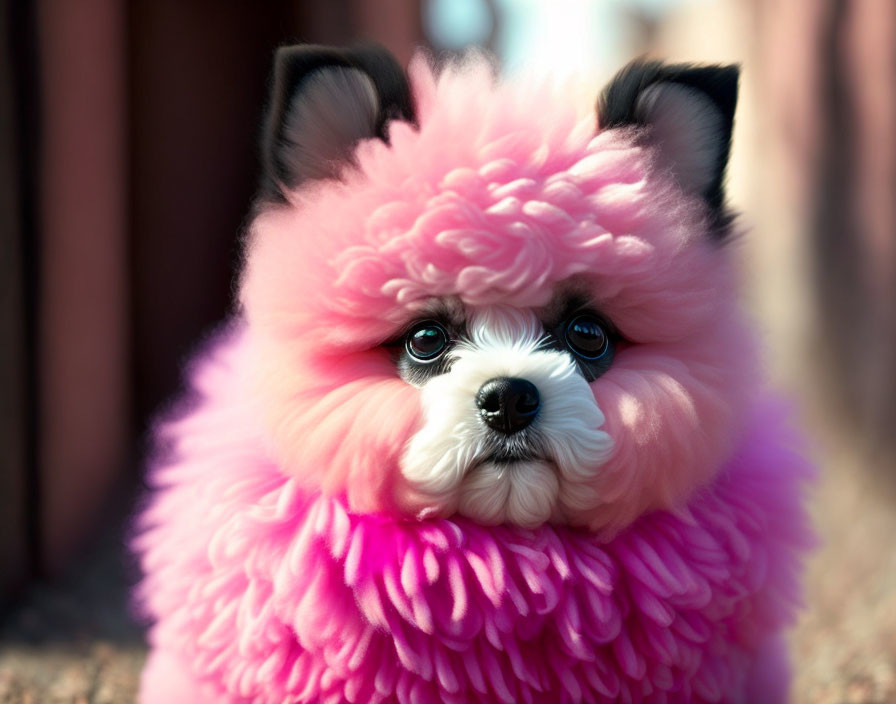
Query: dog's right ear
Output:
[[597, 60, 739, 235], [259, 44, 415, 202]]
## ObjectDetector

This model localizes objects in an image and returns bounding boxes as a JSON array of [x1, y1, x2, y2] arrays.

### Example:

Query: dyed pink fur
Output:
[[134, 56, 813, 702]]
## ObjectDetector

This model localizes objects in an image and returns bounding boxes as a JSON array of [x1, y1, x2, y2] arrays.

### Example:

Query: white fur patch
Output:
[[401, 306, 613, 528]]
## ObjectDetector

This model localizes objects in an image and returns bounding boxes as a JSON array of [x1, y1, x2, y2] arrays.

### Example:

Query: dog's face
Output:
[[240, 48, 754, 537]]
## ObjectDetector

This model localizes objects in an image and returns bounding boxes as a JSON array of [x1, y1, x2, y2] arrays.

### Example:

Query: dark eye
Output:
[[564, 314, 609, 359], [405, 321, 450, 361]]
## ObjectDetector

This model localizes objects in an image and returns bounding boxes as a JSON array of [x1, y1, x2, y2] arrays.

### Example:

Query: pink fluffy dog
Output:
[[134, 45, 814, 703]]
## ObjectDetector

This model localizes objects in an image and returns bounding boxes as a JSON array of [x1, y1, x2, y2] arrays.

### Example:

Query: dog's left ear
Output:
[[259, 43, 415, 202], [598, 60, 739, 230]]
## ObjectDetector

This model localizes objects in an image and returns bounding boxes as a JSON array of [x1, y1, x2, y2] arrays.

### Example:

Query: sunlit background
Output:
[[2, 0, 895, 701]]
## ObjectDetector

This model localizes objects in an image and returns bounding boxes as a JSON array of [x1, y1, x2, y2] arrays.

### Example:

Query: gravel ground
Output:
[[0, 520, 146, 704], [790, 403, 896, 703]]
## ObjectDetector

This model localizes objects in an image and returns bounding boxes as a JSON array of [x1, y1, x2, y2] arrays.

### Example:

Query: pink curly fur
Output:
[[134, 54, 814, 702]]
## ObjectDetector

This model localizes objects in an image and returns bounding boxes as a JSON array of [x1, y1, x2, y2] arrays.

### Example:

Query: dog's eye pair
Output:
[[406, 315, 610, 362], [405, 321, 451, 361]]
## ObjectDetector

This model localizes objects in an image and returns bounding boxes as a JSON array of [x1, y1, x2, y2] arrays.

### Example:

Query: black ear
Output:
[[260, 43, 415, 201], [598, 60, 739, 231]]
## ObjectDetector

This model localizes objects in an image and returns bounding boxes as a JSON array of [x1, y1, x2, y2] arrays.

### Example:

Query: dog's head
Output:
[[239, 46, 754, 537]]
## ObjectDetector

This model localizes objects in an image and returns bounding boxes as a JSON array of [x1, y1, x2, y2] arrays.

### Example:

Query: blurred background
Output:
[[2, 0, 895, 701]]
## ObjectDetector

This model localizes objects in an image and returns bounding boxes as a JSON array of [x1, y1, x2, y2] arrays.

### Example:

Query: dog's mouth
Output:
[[484, 450, 544, 465], [478, 435, 546, 467]]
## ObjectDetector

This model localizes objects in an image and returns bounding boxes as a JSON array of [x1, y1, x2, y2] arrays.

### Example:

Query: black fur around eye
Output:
[[405, 321, 450, 361], [564, 314, 609, 360], [549, 308, 616, 381]]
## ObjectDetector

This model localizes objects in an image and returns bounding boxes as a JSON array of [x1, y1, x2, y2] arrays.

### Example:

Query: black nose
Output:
[[476, 377, 541, 435]]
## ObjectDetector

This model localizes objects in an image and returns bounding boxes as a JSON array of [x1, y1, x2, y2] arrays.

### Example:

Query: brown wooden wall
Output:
[[1, 0, 35, 608], [2, 0, 424, 603], [755, 0, 896, 456]]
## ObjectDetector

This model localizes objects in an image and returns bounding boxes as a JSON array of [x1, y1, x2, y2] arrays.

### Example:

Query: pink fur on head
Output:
[[239, 55, 755, 536]]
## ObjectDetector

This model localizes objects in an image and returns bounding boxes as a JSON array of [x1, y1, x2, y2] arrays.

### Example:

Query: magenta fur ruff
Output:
[[134, 55, 814, 703]]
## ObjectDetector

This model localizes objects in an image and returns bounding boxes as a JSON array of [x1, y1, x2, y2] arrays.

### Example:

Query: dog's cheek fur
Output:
[[586, 311, 756, 535], [247, 336, 423, 513], [555, 231, 757, 535]]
